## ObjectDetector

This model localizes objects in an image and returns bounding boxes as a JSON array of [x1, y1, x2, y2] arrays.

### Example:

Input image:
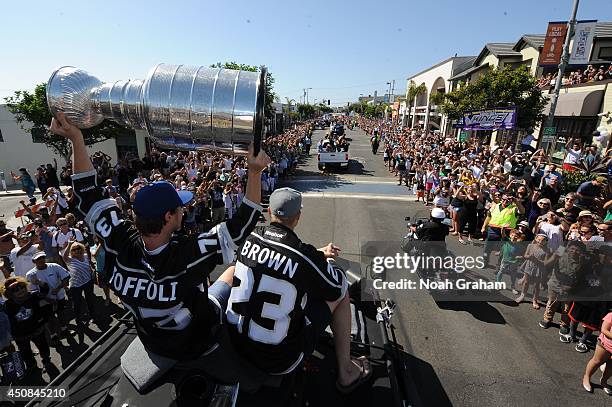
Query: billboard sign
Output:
[[462, 107, 516, 131]]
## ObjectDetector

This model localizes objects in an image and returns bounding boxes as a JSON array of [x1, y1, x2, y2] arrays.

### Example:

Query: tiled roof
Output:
[[513, 34, 546, 51], [485, 43, 522, 57], [452, 56, 477, 76]]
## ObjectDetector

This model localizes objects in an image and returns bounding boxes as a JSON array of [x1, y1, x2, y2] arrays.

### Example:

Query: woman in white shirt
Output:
[[62, 241, 96, 327]]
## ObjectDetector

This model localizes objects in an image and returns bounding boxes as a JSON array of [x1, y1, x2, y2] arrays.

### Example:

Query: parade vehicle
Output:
[[331, 124, 345, 137], [314, 120, 328, 130], [30, 263, 414, 407], [317, 141, 350, 172]]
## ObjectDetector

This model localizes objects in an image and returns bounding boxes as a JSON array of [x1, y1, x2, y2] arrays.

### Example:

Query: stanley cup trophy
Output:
[[46, 64, 266, 154]]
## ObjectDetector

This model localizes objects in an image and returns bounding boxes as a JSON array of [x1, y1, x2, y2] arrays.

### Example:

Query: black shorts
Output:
[[303, 299, 332, 355]]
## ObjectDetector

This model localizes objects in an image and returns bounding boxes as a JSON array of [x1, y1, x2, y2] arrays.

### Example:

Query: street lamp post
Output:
[[306, 88, 312, 105]]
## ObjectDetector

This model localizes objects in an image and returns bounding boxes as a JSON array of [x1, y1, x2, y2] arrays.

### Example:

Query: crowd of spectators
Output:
[[538, 64, 612, 89], [360, 117, 612, 388], [0, 122, 313, 379]]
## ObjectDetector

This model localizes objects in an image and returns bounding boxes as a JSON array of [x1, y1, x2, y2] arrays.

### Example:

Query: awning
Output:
[[543, 89, 604, 116]]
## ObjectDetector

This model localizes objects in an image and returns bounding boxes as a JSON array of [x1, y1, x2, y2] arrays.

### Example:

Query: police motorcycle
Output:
[[30, 262, 413, 407]]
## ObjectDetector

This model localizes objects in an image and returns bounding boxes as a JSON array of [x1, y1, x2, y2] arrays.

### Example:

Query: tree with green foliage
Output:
[[406, 81, 427, 126], [349, 100, 368, 115], [429, 91, 446, 106], [4, 84, 134, 164], [210, 62, 276, 121], [297, 103, 315, 119], [317, 103, 333, 114], [364, 102, 388, 118], [441, 65, 547, 130]]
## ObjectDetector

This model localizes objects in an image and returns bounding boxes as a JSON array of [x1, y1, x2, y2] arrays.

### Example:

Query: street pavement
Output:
[[288, 126, 610, 406]]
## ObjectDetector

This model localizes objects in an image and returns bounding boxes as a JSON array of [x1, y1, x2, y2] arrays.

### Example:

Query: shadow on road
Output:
[[435, 301, 507, 325], [346, 160, 375, 176], [398, 349, 454, 407]]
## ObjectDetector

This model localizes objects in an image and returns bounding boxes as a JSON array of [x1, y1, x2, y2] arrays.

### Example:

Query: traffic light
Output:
[[328, 99, 330, 105]]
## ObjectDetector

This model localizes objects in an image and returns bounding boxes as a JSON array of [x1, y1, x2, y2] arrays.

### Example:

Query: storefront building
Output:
[[401, 56, 476, 134]]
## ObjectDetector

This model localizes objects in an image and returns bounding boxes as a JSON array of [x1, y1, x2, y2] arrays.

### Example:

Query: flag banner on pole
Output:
[[14, 209, 26, 218], [569, 20, 597, 65], [540, 21, 568, 66]]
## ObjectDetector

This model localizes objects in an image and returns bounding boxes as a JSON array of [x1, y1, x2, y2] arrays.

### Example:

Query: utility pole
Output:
[[391, 80, 395, 102], [306, 88, 312, 105], [544, 0, 580, 151], [302, 89, 306, 105]]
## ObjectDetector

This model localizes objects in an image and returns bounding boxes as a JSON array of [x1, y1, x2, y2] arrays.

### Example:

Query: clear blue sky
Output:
[[1, 0, 610, 107]]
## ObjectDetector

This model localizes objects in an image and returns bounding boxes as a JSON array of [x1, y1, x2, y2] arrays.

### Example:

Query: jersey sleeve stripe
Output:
[[217, 222, 239, 264], [249, 233, 344, 289], [71, 169, 97, 181], [185, 250, 217, 269], [241, 197, 264, 213]]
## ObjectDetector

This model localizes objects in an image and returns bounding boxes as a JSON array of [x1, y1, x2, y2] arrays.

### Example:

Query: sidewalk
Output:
[[0, 185, 71, 197], [0, 186, 71, 231]]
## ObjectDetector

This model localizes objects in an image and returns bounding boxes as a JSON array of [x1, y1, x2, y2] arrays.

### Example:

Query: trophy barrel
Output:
[[142, 64, 264, 155], [46, 64, 266, 154]]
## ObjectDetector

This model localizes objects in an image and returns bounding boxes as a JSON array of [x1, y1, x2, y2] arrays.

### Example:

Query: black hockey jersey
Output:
[[72, 170, 261, 360], [226, 222, 347, 373]]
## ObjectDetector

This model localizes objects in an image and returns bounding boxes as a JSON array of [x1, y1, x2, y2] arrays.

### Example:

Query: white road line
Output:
[[285, 178, 399, 184], [301, 192, 414, 201]]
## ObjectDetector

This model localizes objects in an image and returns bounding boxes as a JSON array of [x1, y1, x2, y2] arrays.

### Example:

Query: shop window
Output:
[[598, 47, 612, 61], [549, 117, 597, 162]]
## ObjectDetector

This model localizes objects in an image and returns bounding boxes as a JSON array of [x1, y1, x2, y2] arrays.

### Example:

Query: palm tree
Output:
[[406, 81, 427, 127], [285, 97, 295, 113]]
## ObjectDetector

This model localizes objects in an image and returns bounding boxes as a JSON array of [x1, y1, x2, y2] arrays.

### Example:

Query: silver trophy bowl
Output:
[[46, 64, 266, 154]]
